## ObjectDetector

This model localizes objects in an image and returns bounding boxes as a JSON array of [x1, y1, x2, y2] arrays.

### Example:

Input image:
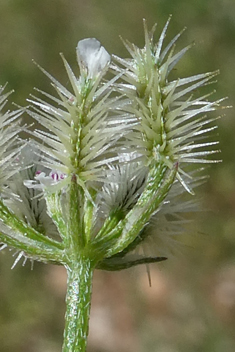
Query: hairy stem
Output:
[[62, 257, 94, 352]]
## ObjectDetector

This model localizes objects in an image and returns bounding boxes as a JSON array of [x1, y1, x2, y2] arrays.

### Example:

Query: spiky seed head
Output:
[[112, 19, 222, 192]]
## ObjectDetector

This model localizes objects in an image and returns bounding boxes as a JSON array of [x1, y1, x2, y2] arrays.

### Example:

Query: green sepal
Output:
[[97, 255, 167, 271], [45, 192, 68, 242], [83, 187, 97, 244]]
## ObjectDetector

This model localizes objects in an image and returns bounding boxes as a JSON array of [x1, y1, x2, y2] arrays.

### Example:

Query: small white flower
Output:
[[76, 38, 110, 78], [25, 170, 67, 191]]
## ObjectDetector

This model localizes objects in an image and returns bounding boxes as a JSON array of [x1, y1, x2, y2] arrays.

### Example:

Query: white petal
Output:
[[76, 38, 110, 78]]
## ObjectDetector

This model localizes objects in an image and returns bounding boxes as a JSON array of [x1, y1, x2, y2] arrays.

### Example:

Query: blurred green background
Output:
[[1, 0, 235, 351]]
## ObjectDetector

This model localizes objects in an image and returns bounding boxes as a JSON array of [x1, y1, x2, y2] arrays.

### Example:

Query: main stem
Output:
[[62, 257, 94, 352]]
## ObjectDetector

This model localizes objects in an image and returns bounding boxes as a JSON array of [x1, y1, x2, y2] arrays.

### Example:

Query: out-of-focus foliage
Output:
[[0, 1, 235, 351]]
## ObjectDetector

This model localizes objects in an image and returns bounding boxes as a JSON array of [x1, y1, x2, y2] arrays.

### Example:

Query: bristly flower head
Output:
[[27, 38, 134, 194], [0, 85, 24, 196], [112, 17, 223, 192]]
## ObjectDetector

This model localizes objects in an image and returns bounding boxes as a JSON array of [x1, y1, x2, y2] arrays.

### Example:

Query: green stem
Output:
[[62, 257, 94, 352]]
